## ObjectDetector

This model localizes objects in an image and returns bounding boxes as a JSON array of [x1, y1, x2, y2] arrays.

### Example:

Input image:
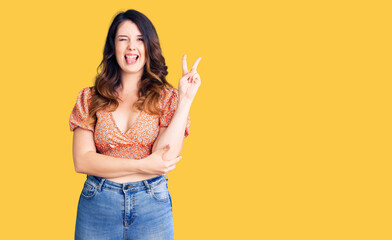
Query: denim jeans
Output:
[[75, 174, 174, 240]]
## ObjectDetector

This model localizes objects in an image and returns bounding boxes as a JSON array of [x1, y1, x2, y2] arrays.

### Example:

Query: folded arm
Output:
[[152, 98, 192, 160], [72, 127, 144, 178]]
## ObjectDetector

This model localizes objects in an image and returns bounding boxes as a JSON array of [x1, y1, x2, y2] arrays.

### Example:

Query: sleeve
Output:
[[159, 87, 191, 138], [69, 87, 95, 132]]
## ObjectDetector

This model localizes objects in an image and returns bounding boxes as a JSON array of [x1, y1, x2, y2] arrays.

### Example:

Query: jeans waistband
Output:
[[86, 174, 169, 192]]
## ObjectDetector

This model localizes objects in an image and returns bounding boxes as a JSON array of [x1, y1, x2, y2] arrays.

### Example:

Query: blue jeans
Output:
[[75, 174, 174, 240]]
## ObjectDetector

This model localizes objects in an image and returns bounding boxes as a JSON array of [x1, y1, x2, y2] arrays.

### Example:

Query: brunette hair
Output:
[[86, 9, 173, 127]]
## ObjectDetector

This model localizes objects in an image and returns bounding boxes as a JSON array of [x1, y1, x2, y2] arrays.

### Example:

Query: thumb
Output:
[[183, 71, 194, 79], [183, 71, 195, 83]]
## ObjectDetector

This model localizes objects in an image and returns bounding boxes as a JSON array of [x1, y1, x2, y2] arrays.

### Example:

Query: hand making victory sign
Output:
[[178, 54, 202, 101]]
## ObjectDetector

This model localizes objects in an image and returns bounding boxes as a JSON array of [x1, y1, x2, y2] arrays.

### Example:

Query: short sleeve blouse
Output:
[[69, 86, 191, 160]]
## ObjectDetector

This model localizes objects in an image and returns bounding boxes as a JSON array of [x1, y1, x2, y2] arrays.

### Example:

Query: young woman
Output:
[[69, 9, 201, 239]]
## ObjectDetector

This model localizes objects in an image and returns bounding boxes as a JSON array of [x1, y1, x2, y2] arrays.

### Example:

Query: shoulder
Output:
[[75, 86, 95, 103], [160, 86, 179, 105], [77, 86, 94, 97]]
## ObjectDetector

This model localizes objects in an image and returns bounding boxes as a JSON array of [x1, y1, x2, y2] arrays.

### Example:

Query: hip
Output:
[[75, 174, 174, 239]]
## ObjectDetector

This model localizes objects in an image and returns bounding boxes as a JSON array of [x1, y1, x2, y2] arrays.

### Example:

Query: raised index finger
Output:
[[191, 57, 202, 72], [182, 54, 188, 74]]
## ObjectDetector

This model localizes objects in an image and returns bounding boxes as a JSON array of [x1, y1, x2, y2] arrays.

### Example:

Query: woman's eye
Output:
[[118, 38, 142, 41]]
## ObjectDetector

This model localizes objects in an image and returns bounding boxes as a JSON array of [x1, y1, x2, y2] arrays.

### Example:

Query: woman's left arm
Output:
[[151, 98, 191, 160], [152, 54, 202, 160]]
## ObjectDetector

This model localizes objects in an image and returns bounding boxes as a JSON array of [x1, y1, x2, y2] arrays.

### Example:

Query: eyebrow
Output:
[[117, 35, 143, 38]]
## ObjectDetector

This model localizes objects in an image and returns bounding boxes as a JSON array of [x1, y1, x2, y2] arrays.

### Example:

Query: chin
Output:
[[123, 68, 143, 74]]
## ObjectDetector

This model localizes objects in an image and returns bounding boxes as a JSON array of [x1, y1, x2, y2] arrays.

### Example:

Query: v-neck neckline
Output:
[[108, 110, 143, 136]]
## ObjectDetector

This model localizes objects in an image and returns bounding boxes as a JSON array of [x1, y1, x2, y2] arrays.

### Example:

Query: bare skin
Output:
[[104, 55, 201, 183], [72, 20, 202, 183]]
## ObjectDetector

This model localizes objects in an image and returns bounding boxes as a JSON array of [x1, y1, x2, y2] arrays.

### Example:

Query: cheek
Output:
[[141, 54, 147, 64], [115, 53, 123, 64], [116, 43, 125, 53], [115, 47, 125, 61]]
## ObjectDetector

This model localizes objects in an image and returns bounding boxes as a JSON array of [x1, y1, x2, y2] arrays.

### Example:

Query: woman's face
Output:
[[115, 20, 146, 76]]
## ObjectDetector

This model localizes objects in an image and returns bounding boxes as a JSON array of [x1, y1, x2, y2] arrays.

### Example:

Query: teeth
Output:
[[125, 55, 137, 59]]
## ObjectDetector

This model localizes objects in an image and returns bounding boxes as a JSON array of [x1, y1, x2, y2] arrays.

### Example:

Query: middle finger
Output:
[[191, 57, 202, 72]]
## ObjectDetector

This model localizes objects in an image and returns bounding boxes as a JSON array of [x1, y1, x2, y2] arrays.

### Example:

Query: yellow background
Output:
[[0, 0, 391, 239]]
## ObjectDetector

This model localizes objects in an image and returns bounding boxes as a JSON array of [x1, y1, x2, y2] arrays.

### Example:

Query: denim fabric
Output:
[[75, 174, 174, 240]]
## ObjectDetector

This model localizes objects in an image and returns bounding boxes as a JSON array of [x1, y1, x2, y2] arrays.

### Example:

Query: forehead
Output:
[[116, 20, 142, 36]]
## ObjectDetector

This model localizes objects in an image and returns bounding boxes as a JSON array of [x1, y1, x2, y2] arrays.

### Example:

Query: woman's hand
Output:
[[178, 54, 202, 101], [140, 144, 182, 175]]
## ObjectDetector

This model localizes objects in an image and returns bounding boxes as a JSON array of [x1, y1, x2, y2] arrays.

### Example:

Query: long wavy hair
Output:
[[86, 9, 173, 127]]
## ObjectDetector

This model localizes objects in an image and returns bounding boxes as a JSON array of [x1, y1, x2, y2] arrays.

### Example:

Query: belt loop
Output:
[[143, 180, 151, 193], [164, 174, 169, 181], [98, 177, 105, 192]]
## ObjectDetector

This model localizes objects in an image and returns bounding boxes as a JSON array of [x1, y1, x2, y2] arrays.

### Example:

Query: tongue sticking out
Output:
[[125, 55, 138, 64]]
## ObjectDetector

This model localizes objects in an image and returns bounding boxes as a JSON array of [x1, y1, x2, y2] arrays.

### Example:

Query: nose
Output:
[[128, 39, 136, 50]]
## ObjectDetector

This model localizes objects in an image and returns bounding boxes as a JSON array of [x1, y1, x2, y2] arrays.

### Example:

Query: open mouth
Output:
[[124, 55, 139, 64]]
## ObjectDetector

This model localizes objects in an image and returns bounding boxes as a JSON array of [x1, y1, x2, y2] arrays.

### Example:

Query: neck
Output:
[[119, 71, 143, 96]]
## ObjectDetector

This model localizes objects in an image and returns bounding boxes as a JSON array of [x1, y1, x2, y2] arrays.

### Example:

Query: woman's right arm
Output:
[[72, 127, 182, 178]]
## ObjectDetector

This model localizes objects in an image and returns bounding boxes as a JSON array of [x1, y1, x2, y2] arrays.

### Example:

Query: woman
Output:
[[69, 9, 201, 239]]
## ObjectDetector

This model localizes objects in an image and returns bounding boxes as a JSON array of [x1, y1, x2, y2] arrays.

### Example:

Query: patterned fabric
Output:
[[69, 86, 190, 160]]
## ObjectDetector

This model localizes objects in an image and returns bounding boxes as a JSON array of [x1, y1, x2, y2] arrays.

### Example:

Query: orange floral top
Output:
[[69, 86, 190, 160]]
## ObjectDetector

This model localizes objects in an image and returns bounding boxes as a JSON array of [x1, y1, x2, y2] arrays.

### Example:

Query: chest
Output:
[[93, 108, 160, 151], [111, 105, 142, 135]]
